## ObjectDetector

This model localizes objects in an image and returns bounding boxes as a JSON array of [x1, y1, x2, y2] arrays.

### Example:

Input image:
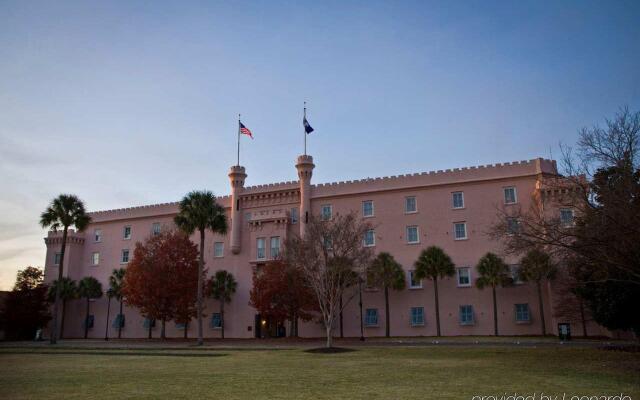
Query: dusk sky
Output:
[[1, 0, 639, 289]]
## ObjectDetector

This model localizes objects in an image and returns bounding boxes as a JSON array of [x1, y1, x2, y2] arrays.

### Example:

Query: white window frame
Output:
[[560, 208, 574, 227], [406, 225, 420, 244], [454, 222, 467, 240], [510, 264, 523, 284], [515, 303, 530, 323], [91, 252, 100, 266], [408, 270, 422, 289], [456, 267, 471, 287], [256, 238, 266, 260], [94, 229, 102, 243], [123, 226, 132, 240], [213, 242, 224, 258], [410, 307, 425, 326], [121, 249, 130, 264], [452, 191, 464, 209], [364, 308, 379, 327], [54, 252, 62, 266], [151, 222, 161, 236], [504, 186, 517, 204], [362, 200, 374, 218], [320, 204, 332, 221], [363, 229, 376, 247], [270, 236, 281, 259], [404, 196, 417, 214], [507, 217, 520, 235], [459, 305, 475, 325]]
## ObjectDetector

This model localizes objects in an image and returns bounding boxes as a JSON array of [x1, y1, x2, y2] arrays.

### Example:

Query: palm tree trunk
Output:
[[339, 295, 344, 338], [434, 278, 441, 337], [118, 300, 123, 339], [60, 299, 66, 340], [358, 280, 364, 341], [579, 299, 588, 337], [104, 296, 111, 341], [50, 226, 68, 344], [148, 322, 152, 339], [161, 319, 166, 340], [537, 281, 546, 336], [184, 322, 188, 339], [84, 298, 90, 339], [492, 286, 498, 336], [221, 300, 225, 339], [197, 229, 205, 346], [384, 286, 390, 338]]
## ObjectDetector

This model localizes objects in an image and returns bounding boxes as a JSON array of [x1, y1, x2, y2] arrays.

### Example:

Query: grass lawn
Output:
[[1, 346, 638, 399]]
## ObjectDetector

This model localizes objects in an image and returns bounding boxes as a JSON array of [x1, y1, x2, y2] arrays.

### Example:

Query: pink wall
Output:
[[43, 157, 612, 339]]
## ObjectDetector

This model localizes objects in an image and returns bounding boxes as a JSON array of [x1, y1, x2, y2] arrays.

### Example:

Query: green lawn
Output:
[[1, 346, 638, 399]]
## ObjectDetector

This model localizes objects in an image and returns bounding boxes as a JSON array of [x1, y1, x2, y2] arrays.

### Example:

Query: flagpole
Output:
[[304, 101, 307, 155], [237, 114, 241, 166]]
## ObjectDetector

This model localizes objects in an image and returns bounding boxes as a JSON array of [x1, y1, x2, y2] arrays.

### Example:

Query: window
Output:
[[363, 229, 375, 247], [143, 318, 156, 328], [507, 218, 520, 234], [54, 252, 61, 266], [113, 314, 125, 328], [123, 226, 132, 240], [321, 205, 332, 221], [213, 242, 224, 258], [457, 267, 471, 287], [459, 305, 474, 325], [323, 236, 333, 250], [411, 307, 425, 326], [91, 252, 100, 266], [270, 236, 281, 259], [515, 304, 530, 322], [362, 200, 374, 217], [452, 192, 464, 209], [152, 223, 161, 236], [560, 208, 574, 227], [211, 313, 222, 329], [510, 264, 523, 284], [94, 229, 102, 243], [290, 207, 299, 224], [454, 222, 467, 240], [408, 270, 422, 289], [504, 187, 517, 204], [84, 315, 95, 329], [365, 309, 378, 326], [121, 249, 130, 264], [175, 322, 187, 329], [405, 196, 417, 213], [256, 238, 266, 260], [406, 226, 419, 244]]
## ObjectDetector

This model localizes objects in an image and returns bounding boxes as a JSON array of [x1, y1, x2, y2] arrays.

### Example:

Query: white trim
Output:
[[503, 186, 518, 205], [406, 225, 420, 244], [363, 229, 376, 247], [120, 249, 130, 264], [94, 229, 102, 243], [362, 200, 374, 218], [404, 196, 417, 214], [256, 237, 266, 260], [91, 252, 100, 266], [410, 306, 425, 327], [456, 267, 471, 287], [123, 225, 132, 240], [452, 191, 465, 209], [408, 270, 423, 289], [213, 242, 224, 258], [453, 222, 468, 240], [320, 204, 333, 221]]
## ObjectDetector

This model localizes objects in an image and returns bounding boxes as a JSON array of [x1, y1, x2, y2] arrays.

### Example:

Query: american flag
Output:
[[239, 121, 253, 139]]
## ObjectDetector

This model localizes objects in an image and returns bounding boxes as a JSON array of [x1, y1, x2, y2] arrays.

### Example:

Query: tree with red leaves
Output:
[[249, 260, 317, 337], [123, 230, 200, 339]]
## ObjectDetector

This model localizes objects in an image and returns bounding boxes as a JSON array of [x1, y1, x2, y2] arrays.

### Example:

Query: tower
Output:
[[295, 154, 315, 237], [228, 165, 247, 254]]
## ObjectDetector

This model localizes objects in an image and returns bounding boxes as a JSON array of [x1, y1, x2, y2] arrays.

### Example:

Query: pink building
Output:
[[43, 155, 611, 339]]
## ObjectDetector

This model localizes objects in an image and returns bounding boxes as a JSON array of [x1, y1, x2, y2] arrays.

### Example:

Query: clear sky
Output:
[[1, 0, 639, 290]]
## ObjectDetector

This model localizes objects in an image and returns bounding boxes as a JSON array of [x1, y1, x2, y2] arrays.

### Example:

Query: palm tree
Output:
[[77, 277, 103, 339], [476, 252, 513, 336], [414, 246, 455, 336], [109, 268, 126, 339], [208, 270, 237, 339], [104, 288, 114, 340], [520, 248, 557, 336], [40, 194, 91, 344], [46, 277, 78, 340], [367, 252, 406, 337], [174, 191, 228, 346]]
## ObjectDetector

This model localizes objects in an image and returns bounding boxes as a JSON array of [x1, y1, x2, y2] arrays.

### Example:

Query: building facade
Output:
[[43, 155, 610, 339]]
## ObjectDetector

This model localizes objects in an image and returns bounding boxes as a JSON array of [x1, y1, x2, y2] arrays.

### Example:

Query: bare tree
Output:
[[284, 213, 374, 348]]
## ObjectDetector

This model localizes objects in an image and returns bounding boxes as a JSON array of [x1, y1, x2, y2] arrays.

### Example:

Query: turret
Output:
[[295, 155, 315, 237], [228, 165, 247, 254]]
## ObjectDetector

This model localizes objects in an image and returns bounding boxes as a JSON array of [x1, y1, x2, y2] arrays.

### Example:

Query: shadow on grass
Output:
[[0, 351, 227, 358], [304, 347, 356, 354]]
